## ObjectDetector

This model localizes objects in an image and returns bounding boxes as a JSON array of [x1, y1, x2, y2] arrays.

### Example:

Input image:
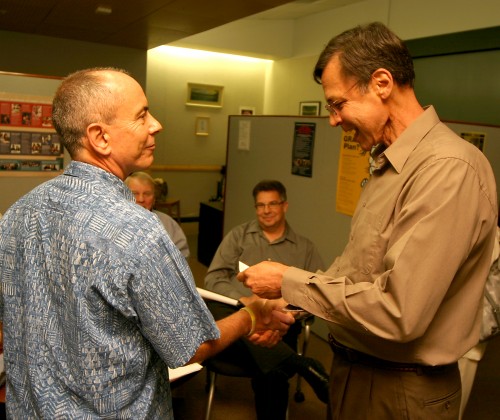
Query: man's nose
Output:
[[329, 113, 342, 127], [149, 114, 163, 134]]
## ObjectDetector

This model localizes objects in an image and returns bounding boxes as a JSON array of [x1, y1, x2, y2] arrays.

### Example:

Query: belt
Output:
[[328, 334, 457, 374]]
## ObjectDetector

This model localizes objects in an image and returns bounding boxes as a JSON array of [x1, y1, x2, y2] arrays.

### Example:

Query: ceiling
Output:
[[0, 0, 356, 50]]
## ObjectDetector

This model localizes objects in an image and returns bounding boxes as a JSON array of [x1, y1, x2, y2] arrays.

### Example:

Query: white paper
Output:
[[168, 363, 203, 382], [238, 261, 249, 272], [238, 120, 251, 150], [197, 287, 240, 307]]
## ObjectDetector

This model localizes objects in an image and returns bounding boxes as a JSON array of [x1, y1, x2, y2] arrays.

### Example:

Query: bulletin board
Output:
[[0, 72, 65, 214]]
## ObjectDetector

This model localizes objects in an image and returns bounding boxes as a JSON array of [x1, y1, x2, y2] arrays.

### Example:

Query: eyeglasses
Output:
[[324, 81, 359, 116], [254, 201, 284, 211]]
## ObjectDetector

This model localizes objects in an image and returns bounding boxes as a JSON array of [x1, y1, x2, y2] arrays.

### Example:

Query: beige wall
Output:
[[146, 47, 272, 216]]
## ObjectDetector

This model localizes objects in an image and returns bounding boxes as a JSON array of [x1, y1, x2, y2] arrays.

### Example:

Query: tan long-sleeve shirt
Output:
[[282, 107, 498, 366]]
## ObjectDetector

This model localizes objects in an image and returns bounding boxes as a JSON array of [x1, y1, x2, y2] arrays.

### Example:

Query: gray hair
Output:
[[313, 22, 415, 91], [52, 67, 130, 156], [124, 171, 155, 187]]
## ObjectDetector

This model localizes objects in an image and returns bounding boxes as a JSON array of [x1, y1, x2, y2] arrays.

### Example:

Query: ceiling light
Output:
[[95, 5, 112, 15]]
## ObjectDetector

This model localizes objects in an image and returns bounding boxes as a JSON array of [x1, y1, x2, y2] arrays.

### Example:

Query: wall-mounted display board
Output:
[[225, 116, 349, 268], [0, 72, 64, 177], [0, 72, 66, 214]]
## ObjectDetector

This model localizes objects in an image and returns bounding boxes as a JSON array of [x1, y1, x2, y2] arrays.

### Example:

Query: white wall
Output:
[[146, 47, 272, 217], [175, 0, 500, 59], [263, 55, 324, 116]]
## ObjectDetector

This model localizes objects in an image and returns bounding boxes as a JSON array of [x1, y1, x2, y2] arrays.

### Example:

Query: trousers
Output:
[[327, 337, 461, 420]]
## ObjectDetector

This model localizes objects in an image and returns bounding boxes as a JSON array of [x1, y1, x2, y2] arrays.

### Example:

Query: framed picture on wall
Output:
[[299, 101, 321, 116], [195, 116, 210, 136], [187, 83, 224, 108], [239, 106, 255, 115]]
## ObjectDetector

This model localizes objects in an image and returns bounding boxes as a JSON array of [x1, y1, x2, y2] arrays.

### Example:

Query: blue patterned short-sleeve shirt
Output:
[[0, 161, 219, 419]]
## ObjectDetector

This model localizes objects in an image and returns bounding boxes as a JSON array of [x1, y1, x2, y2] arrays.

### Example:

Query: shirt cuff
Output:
[[282, 266, 316, 306]]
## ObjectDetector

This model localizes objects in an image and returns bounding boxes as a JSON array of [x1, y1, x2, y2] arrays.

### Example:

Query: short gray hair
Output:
[[52, 67, 130, 156]]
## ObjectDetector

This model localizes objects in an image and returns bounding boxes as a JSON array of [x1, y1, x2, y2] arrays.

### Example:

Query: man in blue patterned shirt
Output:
[[0, 68, 293, 419]]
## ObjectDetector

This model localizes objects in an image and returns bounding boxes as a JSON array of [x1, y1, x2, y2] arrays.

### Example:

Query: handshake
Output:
[[236, 260, 299, 347], [238, 297, 298, 348]]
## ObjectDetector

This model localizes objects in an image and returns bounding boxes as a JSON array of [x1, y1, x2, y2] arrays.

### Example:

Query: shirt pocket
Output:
[[340, 207, 384, 280]]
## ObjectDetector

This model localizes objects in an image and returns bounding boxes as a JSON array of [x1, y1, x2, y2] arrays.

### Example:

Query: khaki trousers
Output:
[[328, 353, 461, 420]]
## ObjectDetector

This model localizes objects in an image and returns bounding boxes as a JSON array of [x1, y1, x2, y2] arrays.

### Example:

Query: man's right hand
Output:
[[237, 261, 288, 299], [243, 298, 294, 346]]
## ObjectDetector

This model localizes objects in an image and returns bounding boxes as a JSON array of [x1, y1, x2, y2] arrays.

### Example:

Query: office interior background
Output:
[[0, 0, 499, 418], [0, 0, 498, 218]]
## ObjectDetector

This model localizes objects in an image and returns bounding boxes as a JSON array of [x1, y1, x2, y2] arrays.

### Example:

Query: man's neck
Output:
[[262, 223, 286, 242]]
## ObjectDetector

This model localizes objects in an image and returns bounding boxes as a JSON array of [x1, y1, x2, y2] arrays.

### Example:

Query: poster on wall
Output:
[[335, 130, 371, 216], [0, 100, 53, 128], [459, 131, 486, 152], [0, 131, 61, 156], [291, 122, 315, 178]]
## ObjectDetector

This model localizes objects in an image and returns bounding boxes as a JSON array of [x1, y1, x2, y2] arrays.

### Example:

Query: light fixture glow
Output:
[[95, 5, 112, 15], [155, 46, 272, 63]]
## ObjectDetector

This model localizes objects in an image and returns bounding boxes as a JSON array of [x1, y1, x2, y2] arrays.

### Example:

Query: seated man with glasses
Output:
[[204, 179, 329, 420]]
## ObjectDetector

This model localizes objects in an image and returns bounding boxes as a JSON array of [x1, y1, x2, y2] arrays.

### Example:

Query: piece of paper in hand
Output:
[[168, 363, 203, 382], [239, 261, 249, 272], [196, 287, 240, 307]]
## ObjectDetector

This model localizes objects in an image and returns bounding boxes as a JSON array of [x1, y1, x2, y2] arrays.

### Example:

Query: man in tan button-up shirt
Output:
[[238, 22, 498, 420]]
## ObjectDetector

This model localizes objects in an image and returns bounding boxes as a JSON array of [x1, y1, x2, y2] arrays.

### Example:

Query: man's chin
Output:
[[136, 156, 155, 171], [352, 131, 372, 151]]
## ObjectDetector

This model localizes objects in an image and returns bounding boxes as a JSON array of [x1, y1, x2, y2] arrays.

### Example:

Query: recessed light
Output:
[[95, 5, 112, 15]]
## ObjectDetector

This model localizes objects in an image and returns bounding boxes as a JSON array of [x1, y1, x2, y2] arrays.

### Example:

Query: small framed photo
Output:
[[299, 101, 321, 116], [195, 117, 210, 136], [187, 83, 224, 108], [239, 106, 255, 116]]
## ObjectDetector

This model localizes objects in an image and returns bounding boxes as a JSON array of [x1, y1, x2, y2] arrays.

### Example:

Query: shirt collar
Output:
[[63, 161, 135, 202], [247, 219, 297, 244], [372, 106, 441, 174]]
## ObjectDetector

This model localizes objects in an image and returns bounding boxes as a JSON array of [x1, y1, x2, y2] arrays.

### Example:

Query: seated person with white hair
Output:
[[125, 172, 190, 258]]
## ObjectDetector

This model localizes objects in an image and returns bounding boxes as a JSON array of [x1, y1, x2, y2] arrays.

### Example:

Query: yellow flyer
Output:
[[335, 130, 370, 216]]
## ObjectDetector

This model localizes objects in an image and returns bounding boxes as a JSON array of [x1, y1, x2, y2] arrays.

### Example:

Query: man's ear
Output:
[[371, 68, 393, 99], [87, 123, 111, 156]]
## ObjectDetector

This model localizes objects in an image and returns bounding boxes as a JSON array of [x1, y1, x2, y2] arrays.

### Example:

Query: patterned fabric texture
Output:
[[0, 161, 219, 419]]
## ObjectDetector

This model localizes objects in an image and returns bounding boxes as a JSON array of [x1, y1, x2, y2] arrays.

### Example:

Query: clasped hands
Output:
[[238, 261, 296, 348]]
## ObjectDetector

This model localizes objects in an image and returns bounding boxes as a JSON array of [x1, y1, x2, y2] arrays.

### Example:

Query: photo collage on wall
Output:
[[0, 101, 53, 129], [0, 100, 63, 171]]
